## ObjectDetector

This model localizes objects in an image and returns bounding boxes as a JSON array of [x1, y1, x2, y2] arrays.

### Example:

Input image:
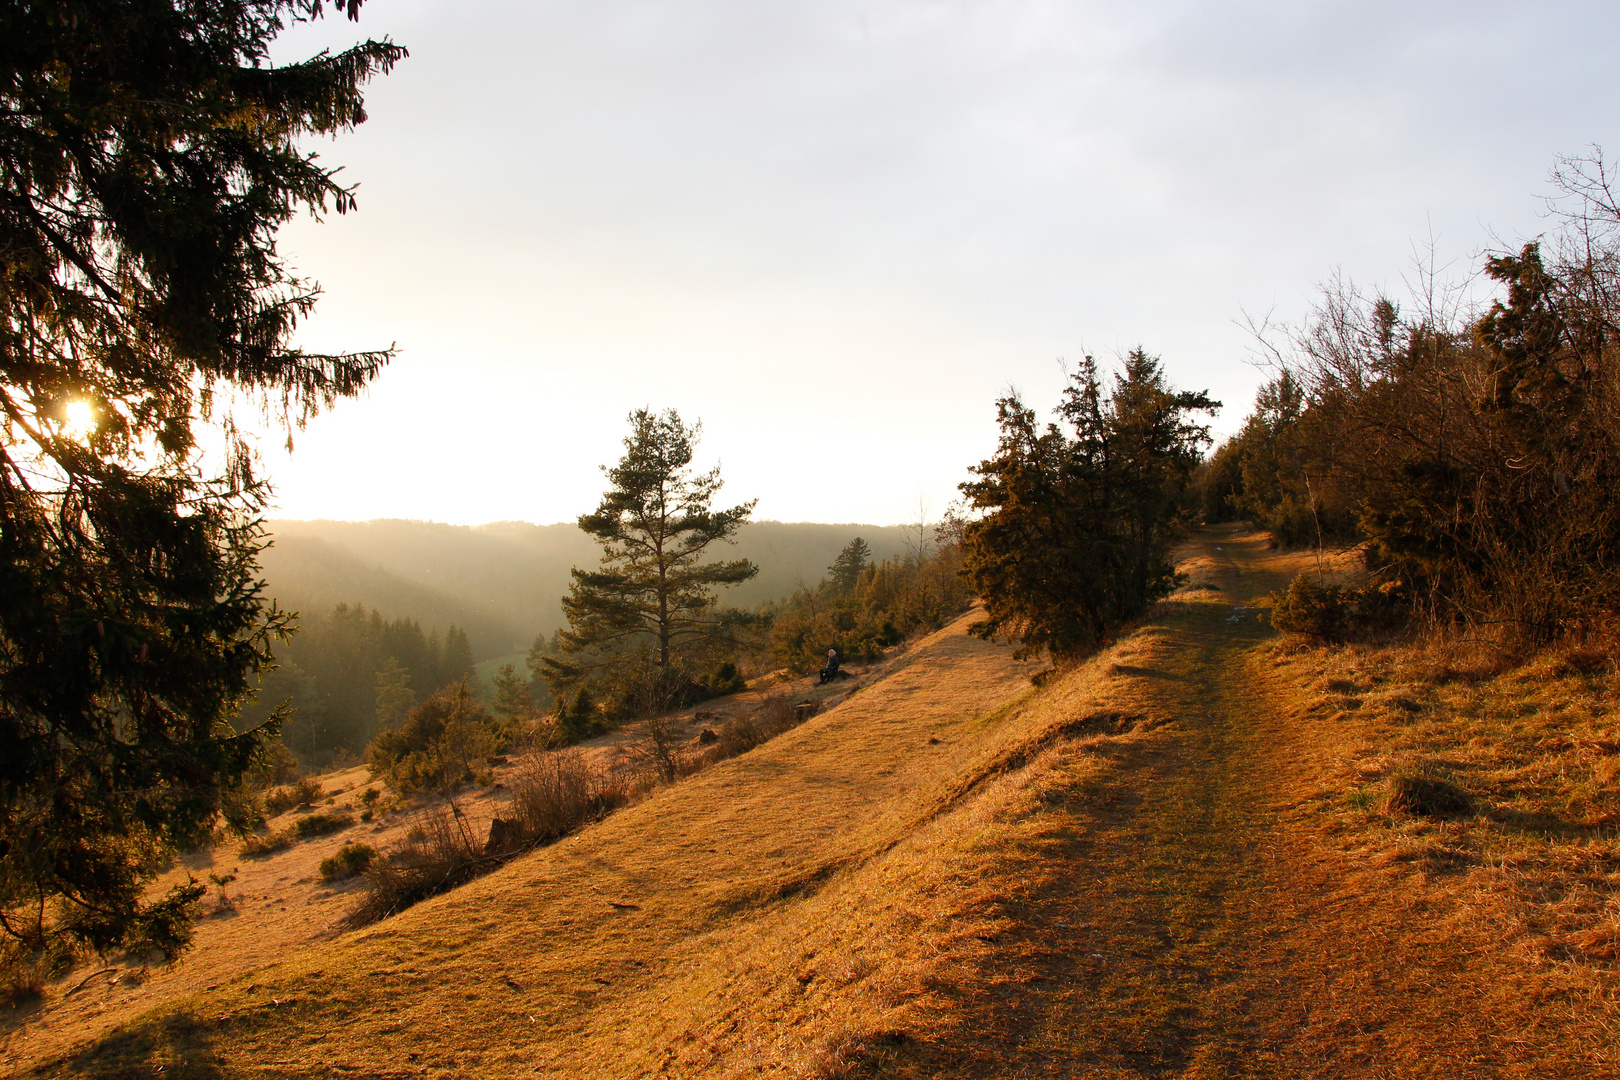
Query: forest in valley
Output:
[[247, 517, 940, 767]]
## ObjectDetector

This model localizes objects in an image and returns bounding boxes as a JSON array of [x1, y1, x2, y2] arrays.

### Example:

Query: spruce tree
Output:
[[373, 658, 416, 733], [490, 663, 535, 727], [547, 409, 757, 699], [0, 2, 403, 956], [438, 626, 475, 688], [827, 537, 872, 594], [960, 352, 1216, 661]]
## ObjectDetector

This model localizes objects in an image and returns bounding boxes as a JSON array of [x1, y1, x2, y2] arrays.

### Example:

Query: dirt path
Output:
[[902, 524, 1616, 1078]]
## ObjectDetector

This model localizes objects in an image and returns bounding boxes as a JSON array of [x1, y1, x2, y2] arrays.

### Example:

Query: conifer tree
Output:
[[960, 352, 1216, 660], [490, 663, 535, 727], [827, 537, 872, 594], [438, 626, 475, 688], [0, 1, 403, 956], [546, 409, 757, 697], [373, 658, 416, 733]]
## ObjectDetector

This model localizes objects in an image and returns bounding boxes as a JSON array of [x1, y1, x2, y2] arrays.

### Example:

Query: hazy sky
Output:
[[255, 0, 1620, 526]]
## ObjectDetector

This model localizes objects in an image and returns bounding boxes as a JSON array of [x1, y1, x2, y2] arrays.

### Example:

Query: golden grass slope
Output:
[[16, 525, 1620, 1078], [20, 605, 1057, 1077]]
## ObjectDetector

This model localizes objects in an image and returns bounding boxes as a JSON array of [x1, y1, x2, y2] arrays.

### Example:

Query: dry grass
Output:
[[9, 525, 1618, 1078], [1267, 618, 1620, 973], [12, 613, 1046, 1077]]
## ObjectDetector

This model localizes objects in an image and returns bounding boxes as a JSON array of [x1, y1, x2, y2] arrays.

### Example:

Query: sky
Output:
[[252, 0, 1620, 526]]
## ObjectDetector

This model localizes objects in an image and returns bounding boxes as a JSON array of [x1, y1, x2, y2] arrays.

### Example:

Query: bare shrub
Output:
[[714, 712, 763, 758], [346, 804, 492, 926], [0, 943, 43, 1009], [709, 695, 811, 760], [640, 713, 683, 782], [1256, 189, 1620, 647], [508, 750, 621, 847]]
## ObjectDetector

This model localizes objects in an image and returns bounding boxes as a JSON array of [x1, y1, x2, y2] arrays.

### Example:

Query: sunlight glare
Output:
[[64, 400, 95, 441]]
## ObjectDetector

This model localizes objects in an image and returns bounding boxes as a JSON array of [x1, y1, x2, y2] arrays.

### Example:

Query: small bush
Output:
[[240, 830, 294, 858], [264, 776, 323, 817], [319, 842, 378, 883], [1386, 766, 1474, 819], [553, 687, 606, 745], [1271, 573, 1411, 642], [703, 662, 748, 696], [292, 811, 354, 839], [368, 681, 502, 794], [1271, 574, 1352, 641], [359, 787, 380, 806], [240, 811, 353, 858]]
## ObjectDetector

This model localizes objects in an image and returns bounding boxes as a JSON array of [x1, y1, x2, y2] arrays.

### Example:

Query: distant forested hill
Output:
[[258, 519, 914, 660]]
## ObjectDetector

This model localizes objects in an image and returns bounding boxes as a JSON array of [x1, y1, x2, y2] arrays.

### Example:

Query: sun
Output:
[[63, 400, 95, 440]]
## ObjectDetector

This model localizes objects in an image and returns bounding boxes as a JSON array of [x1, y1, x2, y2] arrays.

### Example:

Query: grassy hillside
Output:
[[259, 519, 917, 657], [12, 527, 1616, 1078]]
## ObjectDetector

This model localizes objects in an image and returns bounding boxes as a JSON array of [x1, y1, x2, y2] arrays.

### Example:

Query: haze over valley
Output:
[[257, 517, 918, 658]]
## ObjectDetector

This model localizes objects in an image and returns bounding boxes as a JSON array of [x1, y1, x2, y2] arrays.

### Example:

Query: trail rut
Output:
[[894, 525, 1616, 1079]]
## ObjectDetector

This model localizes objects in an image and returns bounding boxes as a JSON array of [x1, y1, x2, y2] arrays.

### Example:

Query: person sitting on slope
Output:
[[819, 648, 841, 685]]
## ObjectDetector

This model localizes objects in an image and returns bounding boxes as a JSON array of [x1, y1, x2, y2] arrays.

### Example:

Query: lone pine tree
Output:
[[546, 409, 757, 701], [0, 1, 403, 957]]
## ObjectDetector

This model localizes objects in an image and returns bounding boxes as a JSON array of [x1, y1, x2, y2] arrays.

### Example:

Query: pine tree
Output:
[[546, 409, 757, 699], [0, 2, 404, 956], [827, 537, 872, 594], [438, 626, 475, 689], [554, 687, 603, 745], [373, 658, 416, 733], [960, 352, 1216, 661], [490, 663, 535, 726]]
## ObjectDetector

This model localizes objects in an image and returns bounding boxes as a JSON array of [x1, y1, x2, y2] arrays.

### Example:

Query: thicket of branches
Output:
[[1207, 151, 1620, 647]]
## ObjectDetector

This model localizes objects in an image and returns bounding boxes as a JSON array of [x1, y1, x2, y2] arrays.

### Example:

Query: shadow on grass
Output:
[[0, 992, 45, 1037], [42, 1010, 226, 1079], [1486, 806, 1620, 842], [1110, 663, 1190, 682]]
